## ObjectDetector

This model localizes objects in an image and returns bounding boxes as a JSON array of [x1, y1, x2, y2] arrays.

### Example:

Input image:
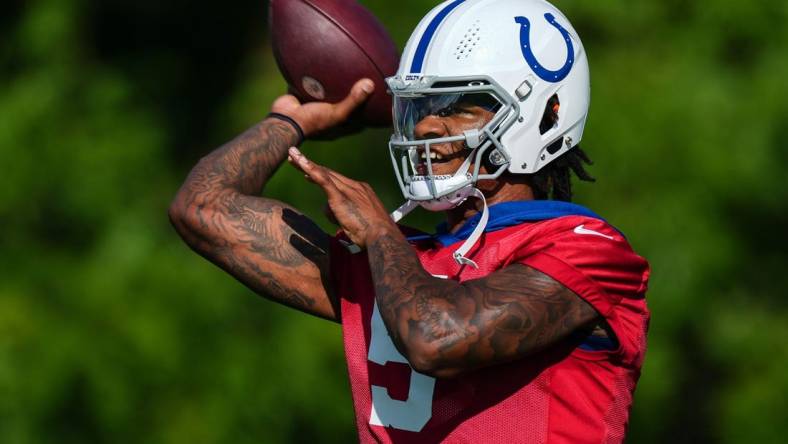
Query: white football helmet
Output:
[[388, 0, 590, 218]]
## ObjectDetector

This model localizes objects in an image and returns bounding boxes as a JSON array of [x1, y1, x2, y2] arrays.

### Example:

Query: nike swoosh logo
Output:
[[573, 224, 615, 240]]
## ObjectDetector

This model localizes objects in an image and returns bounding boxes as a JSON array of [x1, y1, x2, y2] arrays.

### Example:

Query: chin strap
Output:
[[389, 189, 488, 268], [390, 200, 419, 223], [452, 188, 488, 269]]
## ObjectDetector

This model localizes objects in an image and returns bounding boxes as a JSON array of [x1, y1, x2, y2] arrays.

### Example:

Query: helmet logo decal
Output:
[[515, 13, 574, 83], [410, 0, 466, 73]]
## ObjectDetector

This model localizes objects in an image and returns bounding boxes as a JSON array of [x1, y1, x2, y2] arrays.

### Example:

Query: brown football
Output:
[[269, 0, 400, 127]]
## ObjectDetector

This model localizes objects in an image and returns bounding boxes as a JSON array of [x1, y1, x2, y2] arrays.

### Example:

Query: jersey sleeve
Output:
[[510, 217, 651, 366]]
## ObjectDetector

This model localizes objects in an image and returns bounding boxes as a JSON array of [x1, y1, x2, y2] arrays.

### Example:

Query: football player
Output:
[[170, 0, 650, 442]]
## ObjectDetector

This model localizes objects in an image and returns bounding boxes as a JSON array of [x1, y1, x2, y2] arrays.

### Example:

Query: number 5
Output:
[[368, 301, 436, 432]]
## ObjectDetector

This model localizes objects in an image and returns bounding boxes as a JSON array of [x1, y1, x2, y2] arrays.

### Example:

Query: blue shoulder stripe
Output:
[[409, 0, 466, 74], [407, 200, 612, 246]]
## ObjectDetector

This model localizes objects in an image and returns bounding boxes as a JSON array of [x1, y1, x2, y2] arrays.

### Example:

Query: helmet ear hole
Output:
[[539, 94, 560, 135]]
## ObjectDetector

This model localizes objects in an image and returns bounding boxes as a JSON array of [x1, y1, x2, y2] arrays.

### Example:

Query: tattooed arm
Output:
[[367, 227, 600, 378], [169, 79, 375, 322], [286, 149, 601, 377]]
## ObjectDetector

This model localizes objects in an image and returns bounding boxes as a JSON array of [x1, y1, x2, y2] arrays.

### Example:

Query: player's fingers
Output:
[[288, 147, 340, 183], [332, 78, 374, 121], [287, 147, 359, 192], [270, 94, 302, 114], [314, 165, 363, 198], [287, 147, 325, 182], [288, 147, 342, 196], [323, 203, 339, 225], [325, 169, 360, 190]]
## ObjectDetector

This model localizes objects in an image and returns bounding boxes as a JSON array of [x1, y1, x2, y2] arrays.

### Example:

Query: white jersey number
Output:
[[367, 301, 436, 432]]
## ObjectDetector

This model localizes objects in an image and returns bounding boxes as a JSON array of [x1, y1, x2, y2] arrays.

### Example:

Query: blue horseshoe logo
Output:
[[515, 13, 574, 82]]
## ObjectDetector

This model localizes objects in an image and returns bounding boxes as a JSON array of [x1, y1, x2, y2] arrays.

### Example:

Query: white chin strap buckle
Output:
[[453, 252, 479, 268]]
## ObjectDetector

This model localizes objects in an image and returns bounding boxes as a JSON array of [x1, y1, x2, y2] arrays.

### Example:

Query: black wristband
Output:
[[267, 112, 305, 146]]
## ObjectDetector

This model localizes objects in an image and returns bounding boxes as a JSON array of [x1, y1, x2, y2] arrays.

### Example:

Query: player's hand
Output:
[[287, 147, 396, 248], [270, 79, 374, 140]]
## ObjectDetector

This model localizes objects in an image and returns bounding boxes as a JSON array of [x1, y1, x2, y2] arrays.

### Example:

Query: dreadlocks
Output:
[[529, 146, 595, 202]]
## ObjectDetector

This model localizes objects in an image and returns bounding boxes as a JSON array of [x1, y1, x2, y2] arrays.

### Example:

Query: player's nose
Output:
[[413, 115, 448, 140]]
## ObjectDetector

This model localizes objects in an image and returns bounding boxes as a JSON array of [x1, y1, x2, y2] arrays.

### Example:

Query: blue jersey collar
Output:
[[407, 200, 604, 246]]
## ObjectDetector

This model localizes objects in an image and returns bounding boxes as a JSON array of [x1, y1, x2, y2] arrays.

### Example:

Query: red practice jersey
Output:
[[330, 201, 650, 443]]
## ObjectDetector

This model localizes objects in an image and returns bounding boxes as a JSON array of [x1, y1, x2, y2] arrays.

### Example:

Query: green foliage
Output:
[[1, 0, 786, 442]]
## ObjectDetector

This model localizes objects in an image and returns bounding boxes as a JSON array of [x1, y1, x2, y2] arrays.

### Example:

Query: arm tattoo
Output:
[[170, 119, 339, 321], [367, 230, 599, 376]]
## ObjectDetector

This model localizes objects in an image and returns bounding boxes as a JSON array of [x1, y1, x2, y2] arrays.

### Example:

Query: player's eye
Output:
[[454, 103, 477, 113], [435, 105, 457, 117], [459, 94, 501, 114], [435, 104, 478, 118]]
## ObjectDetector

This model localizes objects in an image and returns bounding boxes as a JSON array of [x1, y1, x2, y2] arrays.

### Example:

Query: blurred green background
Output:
[[1, 0, 787, 442]]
